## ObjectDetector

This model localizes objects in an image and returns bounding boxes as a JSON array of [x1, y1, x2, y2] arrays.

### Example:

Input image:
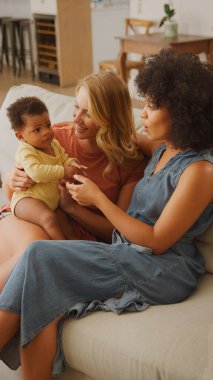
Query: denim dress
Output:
[[0, 144, 212, 376]]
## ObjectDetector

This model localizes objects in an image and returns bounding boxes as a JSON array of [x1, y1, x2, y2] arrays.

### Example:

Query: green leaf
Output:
[[163, 3, 176, 20], [164, 3, 171, 15], [159, 16, 168, 27]]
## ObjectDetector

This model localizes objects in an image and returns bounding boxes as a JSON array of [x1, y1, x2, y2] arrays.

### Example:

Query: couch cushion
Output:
[[0, 362, 21, 380], [59, 368, 95, 380], [62, 274, 213, 380]]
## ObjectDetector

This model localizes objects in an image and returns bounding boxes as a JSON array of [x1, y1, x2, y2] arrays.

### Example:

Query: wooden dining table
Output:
[[116, 33, 213, 82]]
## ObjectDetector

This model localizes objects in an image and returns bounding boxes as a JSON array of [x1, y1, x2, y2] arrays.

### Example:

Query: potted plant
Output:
[[159, 3, 178, 37]]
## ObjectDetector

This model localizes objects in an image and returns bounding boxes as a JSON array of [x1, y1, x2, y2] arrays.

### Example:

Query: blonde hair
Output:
[[76, 71, 143, 173]]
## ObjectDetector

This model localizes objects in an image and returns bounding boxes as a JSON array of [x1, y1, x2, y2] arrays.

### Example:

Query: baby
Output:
[[7, 96, 83, 240]]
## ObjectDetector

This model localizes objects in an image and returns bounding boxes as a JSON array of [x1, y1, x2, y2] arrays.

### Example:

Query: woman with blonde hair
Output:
[[75, 71, 141, 173], [0, 71, 145, 289]]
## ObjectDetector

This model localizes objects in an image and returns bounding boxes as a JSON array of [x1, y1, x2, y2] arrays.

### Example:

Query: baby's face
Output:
[[18, 112, 54, 150]]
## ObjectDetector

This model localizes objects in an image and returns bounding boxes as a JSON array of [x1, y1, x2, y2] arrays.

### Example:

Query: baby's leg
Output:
[[14, 198, 65, 240]]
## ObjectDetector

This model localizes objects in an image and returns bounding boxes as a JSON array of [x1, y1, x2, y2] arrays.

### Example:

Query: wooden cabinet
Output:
[[31, 0, 93, 87]]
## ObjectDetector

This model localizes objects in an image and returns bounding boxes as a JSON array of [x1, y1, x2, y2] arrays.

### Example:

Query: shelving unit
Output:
[[31, 0, 93, 87], [34, 15, 59, 84]]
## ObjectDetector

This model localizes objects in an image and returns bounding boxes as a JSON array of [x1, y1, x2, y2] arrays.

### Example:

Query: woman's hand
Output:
[[66, 175, 101, 207], [7, 165, 34, 192]]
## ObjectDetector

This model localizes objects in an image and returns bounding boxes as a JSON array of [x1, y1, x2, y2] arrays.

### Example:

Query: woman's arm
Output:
[[61, 180, 139, 242], [68, 161, 213, 254]]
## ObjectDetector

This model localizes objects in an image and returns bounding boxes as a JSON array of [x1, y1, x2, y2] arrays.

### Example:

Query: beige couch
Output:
[[0, 85, 212, 380]]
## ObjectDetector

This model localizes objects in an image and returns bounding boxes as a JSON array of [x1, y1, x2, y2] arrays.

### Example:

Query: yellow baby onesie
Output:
[[11, 139, 74, 212]]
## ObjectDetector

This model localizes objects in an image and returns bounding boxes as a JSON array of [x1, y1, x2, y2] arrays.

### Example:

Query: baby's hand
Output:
[[71, 160, 88, 176], [64, 159, 87, 179]]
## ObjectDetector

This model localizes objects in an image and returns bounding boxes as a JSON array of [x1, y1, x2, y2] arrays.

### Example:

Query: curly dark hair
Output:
[[135, 49, 213, 151], [7, 96, 48, 131]]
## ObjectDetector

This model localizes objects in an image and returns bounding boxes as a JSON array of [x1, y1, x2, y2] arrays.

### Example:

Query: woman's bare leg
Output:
[[0, 310, 20, 349], [21, 319, 59, 380], [55, 208, 79, 239], [0, 215, 49, 291], [0, 308, 58, 380]]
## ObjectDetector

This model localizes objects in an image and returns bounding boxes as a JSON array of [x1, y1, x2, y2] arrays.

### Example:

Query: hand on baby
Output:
[[10, 165, 35, 191], [66, 175, 101, 207]]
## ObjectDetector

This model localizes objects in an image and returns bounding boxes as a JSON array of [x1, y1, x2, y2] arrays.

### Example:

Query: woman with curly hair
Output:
[[0, 50, 212, 380]]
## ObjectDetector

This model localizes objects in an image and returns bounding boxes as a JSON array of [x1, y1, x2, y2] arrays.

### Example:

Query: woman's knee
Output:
[[0, 215, 49, 259], [25, 240, 57, 267]]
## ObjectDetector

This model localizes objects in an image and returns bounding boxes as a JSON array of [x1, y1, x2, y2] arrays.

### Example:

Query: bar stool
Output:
[[0, 17, 12, 72], [0, 18, 35, 79], [18, 19, 35, 79], [0, 17, 20, 75]]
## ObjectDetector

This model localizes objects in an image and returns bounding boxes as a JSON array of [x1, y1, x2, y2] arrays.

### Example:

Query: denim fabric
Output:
[[0, 145, 212, 375]]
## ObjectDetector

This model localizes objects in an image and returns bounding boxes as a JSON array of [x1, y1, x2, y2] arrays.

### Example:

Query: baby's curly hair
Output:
[[135, 49, 213, 151], [7, 96, 48, 131]]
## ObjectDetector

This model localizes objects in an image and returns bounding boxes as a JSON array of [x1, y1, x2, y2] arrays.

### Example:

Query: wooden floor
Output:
[[0, 66, 143, 109], [0, 66, 76, 107]]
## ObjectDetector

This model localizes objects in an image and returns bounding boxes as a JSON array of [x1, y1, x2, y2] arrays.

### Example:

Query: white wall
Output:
[[130, 0, 213, 36], [0, 0, 31, 18], [0, 0, 128, 18], [92, 5, 129, 72]]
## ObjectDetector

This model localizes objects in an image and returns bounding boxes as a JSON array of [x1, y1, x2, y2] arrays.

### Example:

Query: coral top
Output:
[[54, 124, 145, 240]]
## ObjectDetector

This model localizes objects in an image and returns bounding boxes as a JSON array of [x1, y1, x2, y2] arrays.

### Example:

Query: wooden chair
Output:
[[99, 18, 154, 78]]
